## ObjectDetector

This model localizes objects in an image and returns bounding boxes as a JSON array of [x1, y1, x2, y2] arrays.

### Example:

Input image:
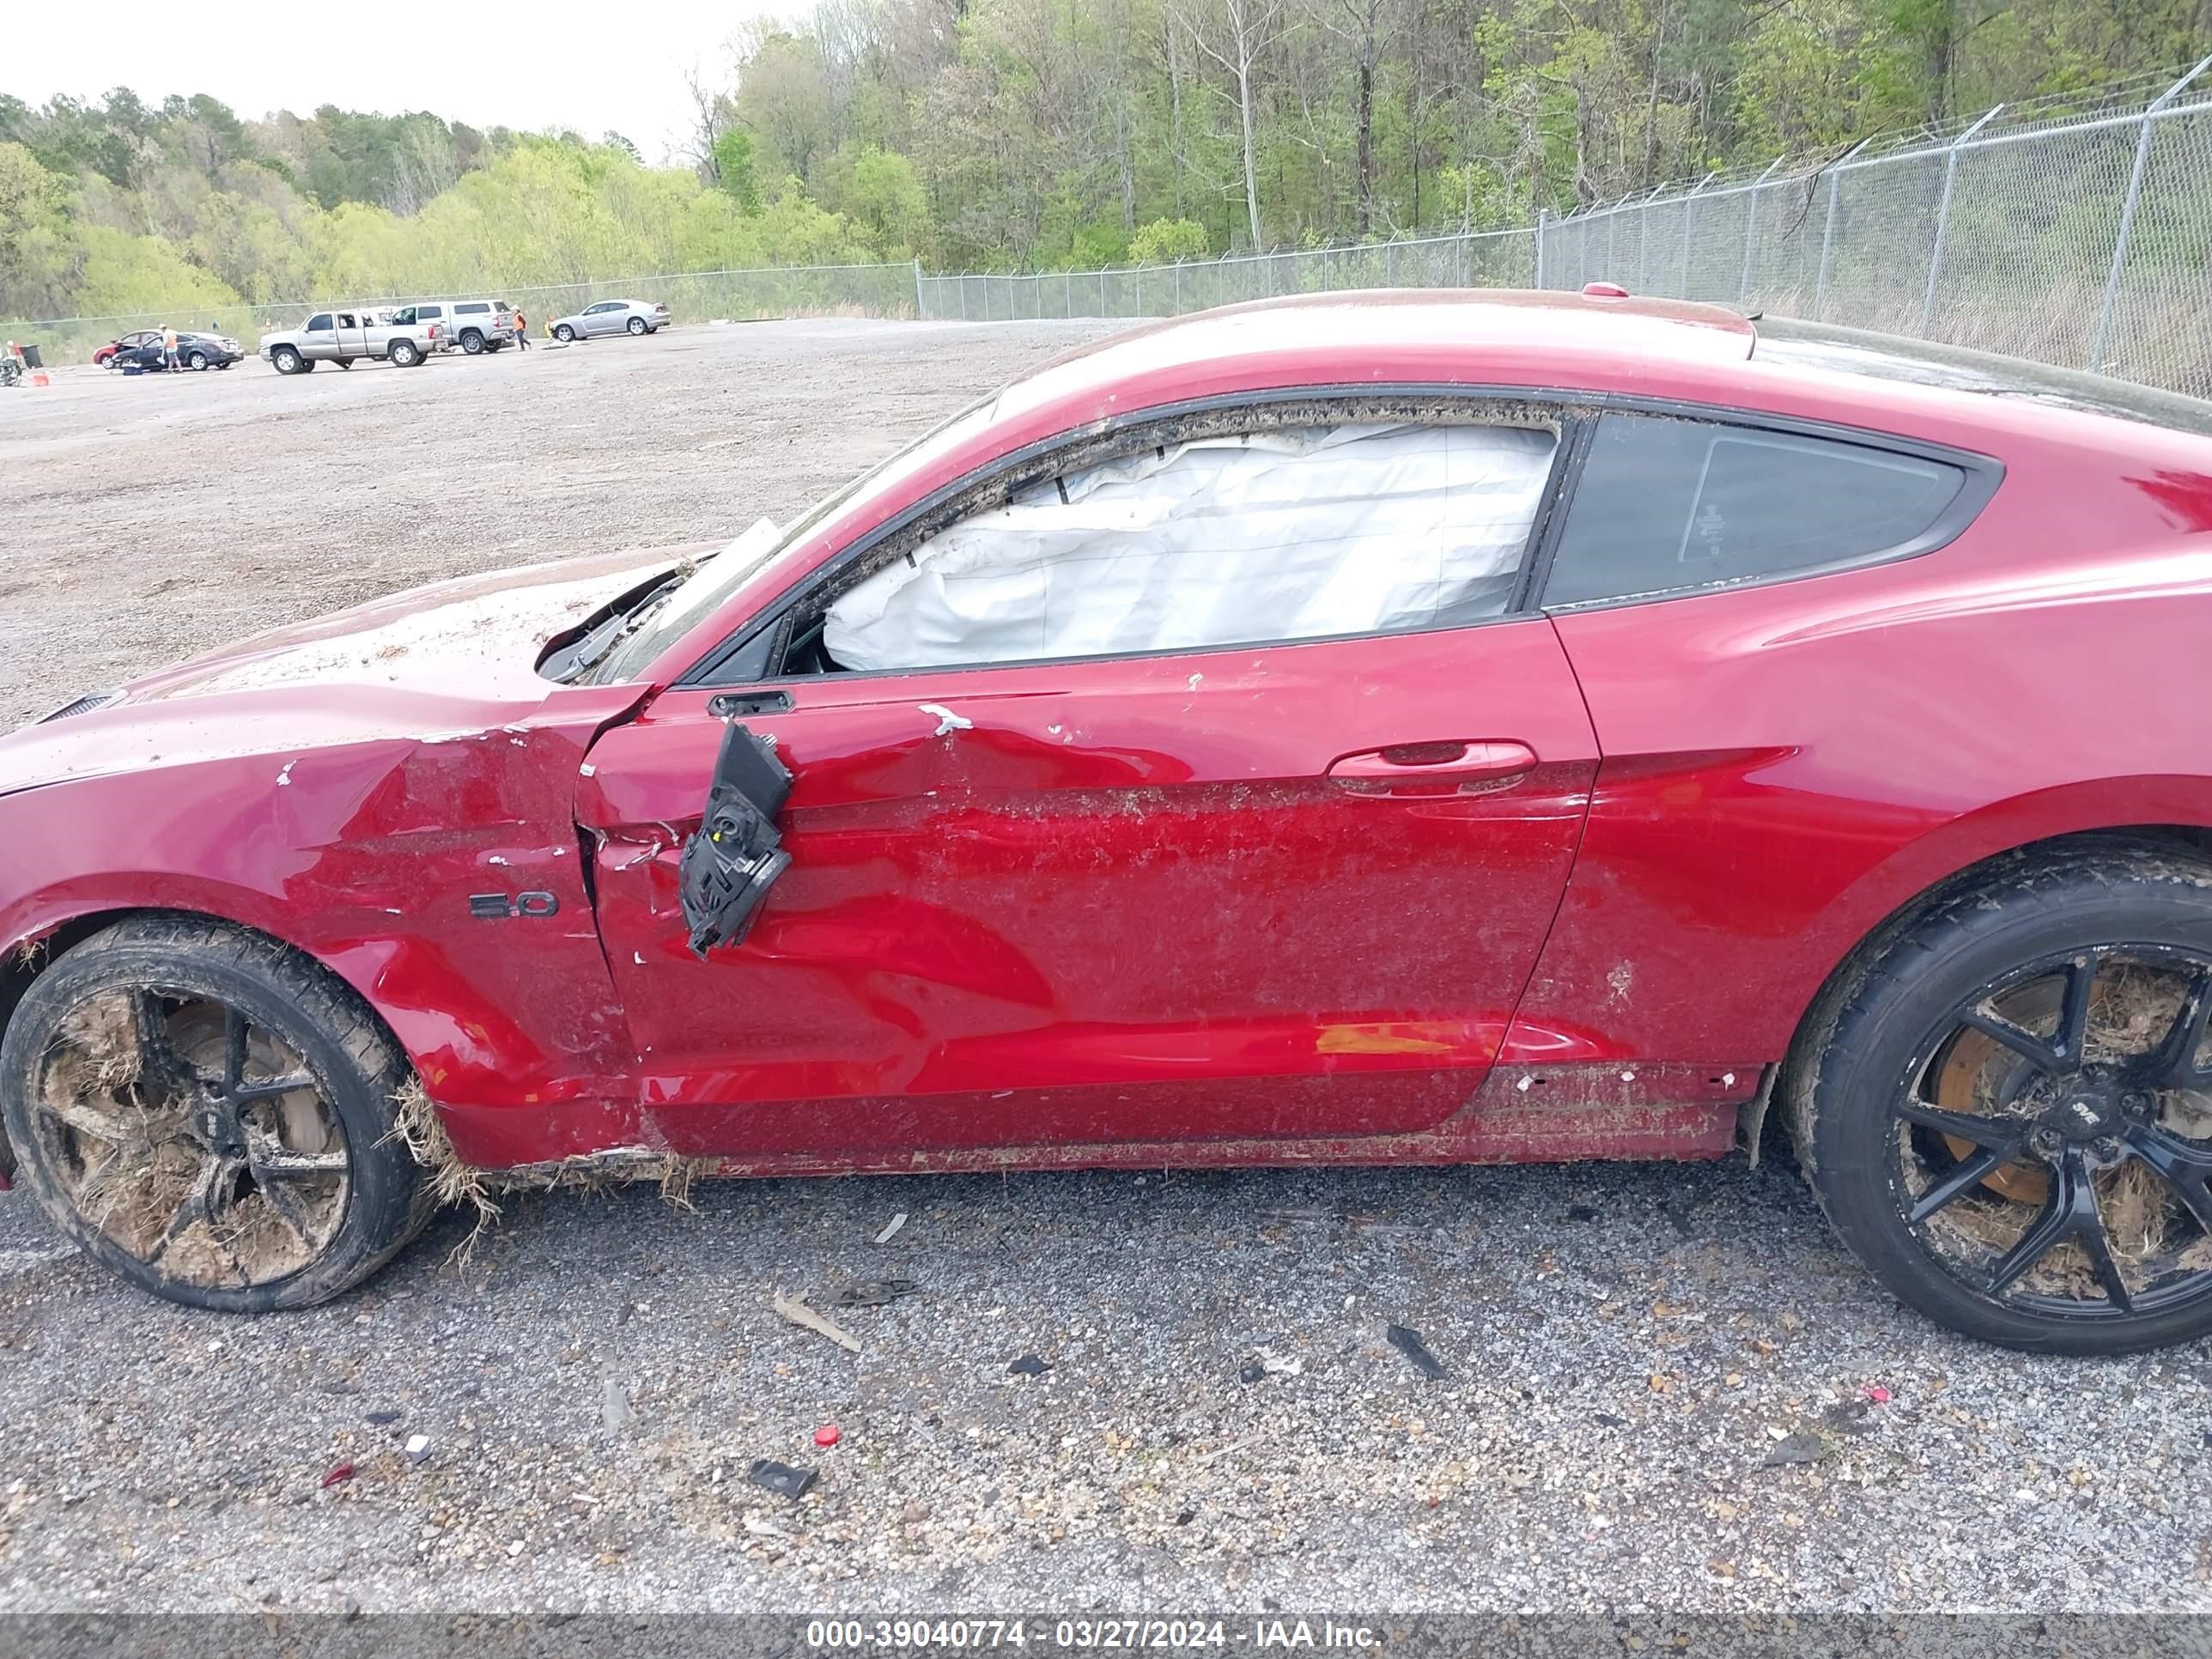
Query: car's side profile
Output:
[[3, 290, 2211, 1352], [549, 299, 669, 340]]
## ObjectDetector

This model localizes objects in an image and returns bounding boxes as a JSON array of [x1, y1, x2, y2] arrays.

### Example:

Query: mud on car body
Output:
[[6, 289, 2212, 1352]]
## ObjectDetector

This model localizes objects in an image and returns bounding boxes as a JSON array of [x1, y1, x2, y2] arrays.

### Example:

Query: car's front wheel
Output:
[[1796, 844, 2212, 1353], [270, 346, 305, 374], [554, 324, 576, 342], [0, 917, 435, 1312]]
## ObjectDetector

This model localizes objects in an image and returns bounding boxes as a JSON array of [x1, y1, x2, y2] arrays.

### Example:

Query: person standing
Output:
[[512, 306, 530, 350], [161, 323, 179, 371]]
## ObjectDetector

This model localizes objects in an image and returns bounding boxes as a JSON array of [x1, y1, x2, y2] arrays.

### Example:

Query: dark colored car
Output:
[[5, 289, 2212, 1353], [99, 330, 246, 371]]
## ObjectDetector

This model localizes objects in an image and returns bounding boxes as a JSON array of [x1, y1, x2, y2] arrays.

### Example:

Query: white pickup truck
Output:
[[260, 307, 444, 374]]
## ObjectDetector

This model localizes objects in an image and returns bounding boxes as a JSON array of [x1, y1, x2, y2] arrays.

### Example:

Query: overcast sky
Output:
[[7, 0, 787, 167]]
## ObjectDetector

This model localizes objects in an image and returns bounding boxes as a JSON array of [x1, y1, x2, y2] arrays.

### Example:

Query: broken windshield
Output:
[[591, 390, 1004, 684]]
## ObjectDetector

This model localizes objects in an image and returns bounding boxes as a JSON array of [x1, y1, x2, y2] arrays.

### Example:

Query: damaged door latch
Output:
[[678, 722, 793, 957]]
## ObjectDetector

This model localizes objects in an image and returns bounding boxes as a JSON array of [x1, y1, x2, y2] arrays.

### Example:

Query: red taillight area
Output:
[[1582, 282, 1631, 299]]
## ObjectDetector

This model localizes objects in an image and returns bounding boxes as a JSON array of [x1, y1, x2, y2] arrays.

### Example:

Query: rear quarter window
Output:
[[1542, 414, 1975, 609], [456, 302, 489, 314]]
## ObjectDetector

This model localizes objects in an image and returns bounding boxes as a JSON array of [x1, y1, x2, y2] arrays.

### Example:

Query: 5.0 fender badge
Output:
[[468, 891, 560, 919]]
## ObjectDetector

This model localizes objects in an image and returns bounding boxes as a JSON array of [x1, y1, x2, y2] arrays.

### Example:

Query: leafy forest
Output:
[[3, 0, 2207, 324]]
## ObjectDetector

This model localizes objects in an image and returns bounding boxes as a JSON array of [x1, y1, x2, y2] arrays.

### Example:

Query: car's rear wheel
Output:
[[387, 340, 421, 368], [1796, 847, 2212, 1353], [187, 349, 210, 370], [0, 917, 434, 1313], [626, 316, 647, 336], [459, 331, 484, 355], [270, 346, 304, 374], [554, 324, 576, 342]]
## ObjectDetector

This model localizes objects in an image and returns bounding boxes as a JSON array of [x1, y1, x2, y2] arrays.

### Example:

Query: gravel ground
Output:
[[1, 321, 2209, 1620]]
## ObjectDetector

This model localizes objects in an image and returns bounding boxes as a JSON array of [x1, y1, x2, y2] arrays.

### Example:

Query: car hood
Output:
[[0, 542, 714, 799]]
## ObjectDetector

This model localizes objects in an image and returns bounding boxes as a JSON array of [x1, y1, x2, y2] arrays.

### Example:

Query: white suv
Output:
[[389, 300, 515, 356]]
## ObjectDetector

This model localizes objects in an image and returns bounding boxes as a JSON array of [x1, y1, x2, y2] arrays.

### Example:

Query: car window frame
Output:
[[671, 385, 2005, 690], [679, 386, 1586, 689], [1525, 402, 2003, 616]]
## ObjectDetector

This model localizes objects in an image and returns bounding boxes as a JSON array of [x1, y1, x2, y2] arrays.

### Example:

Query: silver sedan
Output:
[[547, 299, 672, 341]]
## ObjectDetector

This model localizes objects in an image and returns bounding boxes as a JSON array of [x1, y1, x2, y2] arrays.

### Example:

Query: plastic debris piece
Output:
[[1595, 1412, 1628, 1428], [364, 1410, 401, 1425], [834, 1278, 919, 1308], [320, 1463, 356, 1489], [1761, 1431, 1826, 1467], [1387, 1323, 1446, 1381], [1862, 1383, 1892, 1404], [771, 1290, 862, 1354], [602, 1376, 631, 1431], [1258, 1348, 1304, 1376], [814, 1424, 842, 1448], [874, 1212, 908, 1245], [749, 1459, 817, 1500], [1237, 1362, 1267, 1384], [404, 1434, 431, 1464], [1007, 1354, 1050, 1376]]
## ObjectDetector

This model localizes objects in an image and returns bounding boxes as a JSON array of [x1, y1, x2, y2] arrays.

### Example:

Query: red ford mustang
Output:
[[5, 290, 2212, 1352]]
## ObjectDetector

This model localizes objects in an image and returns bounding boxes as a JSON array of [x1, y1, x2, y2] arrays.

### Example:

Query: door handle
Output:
[[1327, 740, 1539, 795]]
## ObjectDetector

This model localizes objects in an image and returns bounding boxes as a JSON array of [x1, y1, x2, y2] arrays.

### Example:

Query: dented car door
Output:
[[575, 621, 1598, 1161]]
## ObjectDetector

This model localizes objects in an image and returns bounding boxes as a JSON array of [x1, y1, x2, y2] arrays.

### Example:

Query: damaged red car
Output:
[[6, 289, 2212, 1354]]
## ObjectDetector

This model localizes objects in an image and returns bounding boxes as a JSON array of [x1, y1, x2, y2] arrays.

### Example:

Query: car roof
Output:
[[1000, 288, 1756, 420]]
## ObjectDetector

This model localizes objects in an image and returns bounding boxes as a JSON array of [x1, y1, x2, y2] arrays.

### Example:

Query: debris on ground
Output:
[[1386, 1323, 1446, 1380], [1862, 1383, 1893, 1404], [319, 1464, 355, 1489], [874, 1212, 908, 1245], [834, 1278, 919, 1308], [771, 1291, 862, 1354], [404, 1434, 431, 1464], [1761, 1431, 1827, 1467], [1238, 1361, 1267, 1383], [601, 1376, 631, 1431], [1821, 1398, 1877, 1436], [1595, 1413, 1628, 1428], [748, 1460, 817, 1500], [1565, 1204, 1599, 1222], [363, 1410, 401, 1426], [813, 1424, 841, 1448], [1007, 1354, 1050, 1376]]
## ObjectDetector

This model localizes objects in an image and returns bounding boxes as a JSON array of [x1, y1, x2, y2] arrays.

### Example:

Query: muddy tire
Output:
[[270, 345, 304, 374], [1792, 845, 2212, 1354], [0, 916, 434, 1313]]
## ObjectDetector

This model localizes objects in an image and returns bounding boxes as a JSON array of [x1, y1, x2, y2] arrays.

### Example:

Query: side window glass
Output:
[[335, 313, 356, 329], [818, 422, 1559, 674], [306, 313, 332, 331], [390, 307, 415, 325], [419, 305, 442, 319], [1543, 415, 1969, 608]]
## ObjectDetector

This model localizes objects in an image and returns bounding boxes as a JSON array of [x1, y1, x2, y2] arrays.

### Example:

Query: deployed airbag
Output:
[[823, 422, 1557, 672]]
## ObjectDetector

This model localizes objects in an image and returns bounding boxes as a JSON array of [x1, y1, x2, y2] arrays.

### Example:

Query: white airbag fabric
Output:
[[823, 422, 1556, 672]]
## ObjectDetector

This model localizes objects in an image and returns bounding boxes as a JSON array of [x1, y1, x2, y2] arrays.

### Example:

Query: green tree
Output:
[[1127, 216, 1210, 261]]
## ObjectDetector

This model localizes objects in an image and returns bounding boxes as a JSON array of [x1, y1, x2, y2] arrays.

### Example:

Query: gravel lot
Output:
[[1, 321, 2209, 1620]]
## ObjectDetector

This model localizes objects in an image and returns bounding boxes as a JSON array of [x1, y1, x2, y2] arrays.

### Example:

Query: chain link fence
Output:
[[1533, 58, 2212, 396], [9, 63, 2209, 397], [913, 228, 1539, 323]]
